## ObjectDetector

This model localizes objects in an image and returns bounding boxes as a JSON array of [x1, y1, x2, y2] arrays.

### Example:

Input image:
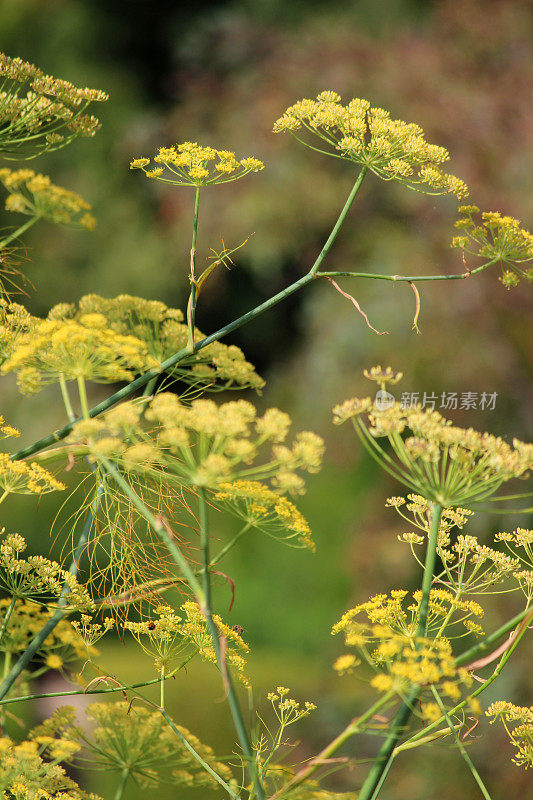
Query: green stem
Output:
[[0, 596, 17, 645], [431, 687, 493, 800], [455, 607, 532, 667], [416, 502, 443, 637], [113, 768, 129, 800], [76, 376, 90, 419], [316, 257, 498, 282], [309, 167, 367, 274], [142, 376, 158, 397], [186, 187, 201, 353], [357, 503, 443, 800], [0, 215, 39, 250], [198, 489, 265, 800], [210, 523, 252, 567], [12, 172, 368, 463], [160, 664, 165, 710], [0, 659, 193, 707], [59, 374, 76, 422]]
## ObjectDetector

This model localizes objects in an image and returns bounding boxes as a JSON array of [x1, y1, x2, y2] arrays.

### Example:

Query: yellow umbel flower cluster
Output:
[[0, 414, 20, 440], [451, 205, 533, 288], [0, 299, 34, 363], [72, 394, 324, 494], [0, 598, 90, 668], [0, 530, 93, 610], [332, 590, 479, 703], [486, 701, 533, 769], [48, 293, 265, 392], [495, 527, 533, 600], [333, 367, 533, 505], [0, 51, 108, 157], [131, 141, 264, 187], [274, 91, 469, 198], [0, 168, 96, 230], [332, 588, 483, 641], [0, 735, 97, 800], [214, 480, 314, 549], [124, 603, 199, 672], [1, 312, 159, 393], [31, 703, 232, 791], [267, 686, 317, 726], [0, 453, 65, 497]]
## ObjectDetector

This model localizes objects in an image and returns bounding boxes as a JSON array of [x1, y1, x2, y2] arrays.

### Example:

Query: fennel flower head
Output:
[[274, 90, 469, 198], [0, 51, 108, 158], [130, 141, 264, 187], [333, 366, 532, 506]]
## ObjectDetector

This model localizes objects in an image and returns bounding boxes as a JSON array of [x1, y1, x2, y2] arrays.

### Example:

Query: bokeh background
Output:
[[1, 0, 532, 797]]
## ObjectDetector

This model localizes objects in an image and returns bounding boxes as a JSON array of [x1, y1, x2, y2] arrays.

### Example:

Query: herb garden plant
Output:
[[0, 54, 532, 800]]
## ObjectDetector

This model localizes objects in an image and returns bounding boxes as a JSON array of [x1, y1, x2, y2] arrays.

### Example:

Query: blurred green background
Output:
[[1, 0, 532, 797]]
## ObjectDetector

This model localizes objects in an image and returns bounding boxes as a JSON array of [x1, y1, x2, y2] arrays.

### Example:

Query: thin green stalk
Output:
[[309, 168, 367, 274], [113, 768, 129, 800], [416, 503, 443, 637], [12, 171, 368, 463], [430, 687, 493, 800], [0, 596, 16, 644], [0, 480, 100, 701], [357, 503, 443, 800], [316, 257, 498, 282], [198, 489, 265, 800], [160, 664, 165, 710], [76, 376, 90, 419], [210, 523, 252, 567], [0, 215, 39, 250], [186, 187, 201, 352], [455, 607, 532, 667], [58, 374, 76, 422], [0, 657, 195, 707], [142, 376, 158, 397]]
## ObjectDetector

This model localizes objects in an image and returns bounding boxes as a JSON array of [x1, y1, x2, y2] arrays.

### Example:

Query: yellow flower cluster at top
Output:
[[451, 205, 533, 288], [0, 168, 96, 230], [0, 51, 108, 158], [333, 366, 533, 506], [0, 530, 93, 610], [214, 479, 314, 550], [32, 702, 232, 791], [0, 734, 98, 800], [71, 394, 324, 495], [1, 312, 159, 394], [273, 91, 469, 198], [131, 141, 264, 188], [486, 701, 533, 769], [48, 293, 264, 392], [266, 686, 317, 726], [332, 589, 481, 705]]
